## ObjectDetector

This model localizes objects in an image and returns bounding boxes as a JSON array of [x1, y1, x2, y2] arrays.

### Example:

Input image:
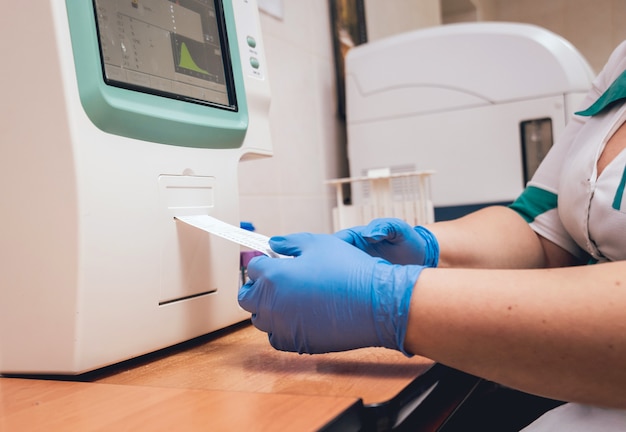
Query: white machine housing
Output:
[[345, 22, 595, 220], [0, 0, 271, 374]]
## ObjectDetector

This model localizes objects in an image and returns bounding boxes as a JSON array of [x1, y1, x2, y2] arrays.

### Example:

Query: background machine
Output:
[[345, 22, 595, 220], [0, 0, 271, 374]]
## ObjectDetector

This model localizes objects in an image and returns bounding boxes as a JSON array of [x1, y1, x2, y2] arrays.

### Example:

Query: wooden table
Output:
[[89, 321, 481, 430], [92, 322, 435, 406], [0, 377, 362, 431], [1, 322, 481, 431]]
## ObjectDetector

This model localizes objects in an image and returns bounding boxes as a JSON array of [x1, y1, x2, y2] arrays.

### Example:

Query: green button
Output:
[[246, 36, 257, 48], [249, 57, 260, 69]]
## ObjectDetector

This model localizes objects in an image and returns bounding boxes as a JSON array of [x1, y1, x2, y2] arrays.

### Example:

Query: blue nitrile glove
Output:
[[334, 218, 439, 267], [238, 233, 424, 355]]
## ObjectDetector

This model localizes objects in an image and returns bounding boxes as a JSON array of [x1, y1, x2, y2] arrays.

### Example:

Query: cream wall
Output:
[[239, 1, 626, 237], [364, 0, 441, 41], [471, 0, 626, 73]]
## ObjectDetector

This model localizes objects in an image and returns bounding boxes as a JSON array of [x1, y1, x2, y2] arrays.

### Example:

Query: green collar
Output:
[[576, 69, 626, 116]]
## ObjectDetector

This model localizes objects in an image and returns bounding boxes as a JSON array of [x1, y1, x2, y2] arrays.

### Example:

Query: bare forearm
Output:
[[427, 206, 581, 269], [404, 262, 626, 408]]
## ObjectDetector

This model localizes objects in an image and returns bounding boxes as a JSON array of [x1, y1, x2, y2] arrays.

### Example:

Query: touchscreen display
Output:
[[93, 0, 236, 109]]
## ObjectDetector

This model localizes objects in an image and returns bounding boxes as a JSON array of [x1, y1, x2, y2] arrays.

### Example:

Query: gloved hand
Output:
[[238, 233, 424, 355], [335, 218, 439, 267]]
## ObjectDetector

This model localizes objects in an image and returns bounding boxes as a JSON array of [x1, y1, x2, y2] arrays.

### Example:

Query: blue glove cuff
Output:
[[414, 226, 439, 267], [374, 263, 424, 357]]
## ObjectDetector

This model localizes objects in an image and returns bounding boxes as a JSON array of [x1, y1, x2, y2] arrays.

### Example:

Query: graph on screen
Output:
[[172, 33, 224, 84], [95, 0, 232, 108]]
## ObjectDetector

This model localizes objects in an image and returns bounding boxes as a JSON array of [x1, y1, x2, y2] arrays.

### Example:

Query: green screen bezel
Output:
[[65, 0, 248, 149]]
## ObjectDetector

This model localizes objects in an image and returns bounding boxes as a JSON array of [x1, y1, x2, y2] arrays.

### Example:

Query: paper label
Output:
[[175, 214, 282, 258]]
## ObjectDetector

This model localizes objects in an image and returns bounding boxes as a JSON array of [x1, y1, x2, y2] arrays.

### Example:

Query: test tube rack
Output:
[[327, 168, 435, 231]]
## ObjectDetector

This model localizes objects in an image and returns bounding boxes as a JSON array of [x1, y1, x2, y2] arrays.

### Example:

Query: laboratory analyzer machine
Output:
[[345, 23, 595, 220], [0, 0, 272, 374]]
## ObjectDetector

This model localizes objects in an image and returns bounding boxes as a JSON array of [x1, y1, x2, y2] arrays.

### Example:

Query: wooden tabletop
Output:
[[0, 377, 362, 431], [92, 321, 435, 406], [1, 322, 445, 431]]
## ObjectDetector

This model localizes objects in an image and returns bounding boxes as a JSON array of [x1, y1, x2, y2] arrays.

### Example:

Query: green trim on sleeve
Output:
[[509, 186, 558, 223]]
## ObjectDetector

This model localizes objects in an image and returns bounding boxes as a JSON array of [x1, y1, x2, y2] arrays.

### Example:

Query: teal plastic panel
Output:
[[65, 0, 248, 149]]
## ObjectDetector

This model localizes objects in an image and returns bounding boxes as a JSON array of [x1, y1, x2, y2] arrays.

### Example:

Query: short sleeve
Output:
[[509, 41, 626, 258]]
